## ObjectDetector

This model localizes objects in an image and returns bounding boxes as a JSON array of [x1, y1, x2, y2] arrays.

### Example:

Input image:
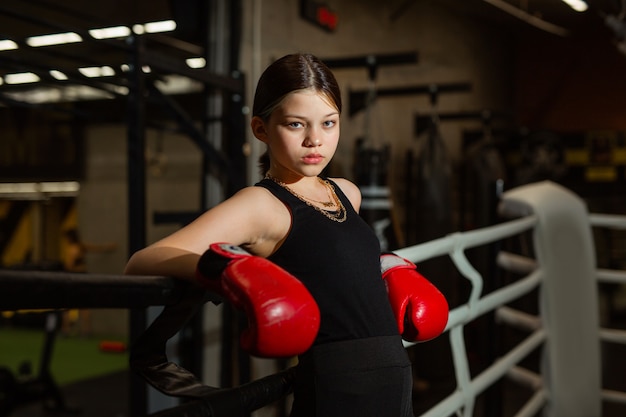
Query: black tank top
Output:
[[256, 178, 398, 345]]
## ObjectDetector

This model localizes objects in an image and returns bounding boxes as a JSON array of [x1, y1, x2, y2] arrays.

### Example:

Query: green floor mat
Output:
[[0, 327, 128, 386]]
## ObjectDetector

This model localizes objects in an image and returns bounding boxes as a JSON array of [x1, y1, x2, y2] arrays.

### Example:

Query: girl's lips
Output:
[[303, 154, 324, 164]]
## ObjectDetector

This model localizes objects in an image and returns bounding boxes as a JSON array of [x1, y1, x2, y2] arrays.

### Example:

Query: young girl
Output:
[[125, 53, 446, 417]]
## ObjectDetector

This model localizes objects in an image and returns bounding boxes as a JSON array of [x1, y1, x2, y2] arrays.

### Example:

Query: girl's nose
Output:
[[304, 129, 321, 147]]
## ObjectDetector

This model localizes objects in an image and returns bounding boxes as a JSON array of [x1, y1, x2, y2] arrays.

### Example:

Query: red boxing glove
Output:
[[380, 253, 449, 342], [197, 243, 320, 358]]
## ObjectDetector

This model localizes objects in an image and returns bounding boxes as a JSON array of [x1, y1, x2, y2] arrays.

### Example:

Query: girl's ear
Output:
[[250, 116, 269, 143]]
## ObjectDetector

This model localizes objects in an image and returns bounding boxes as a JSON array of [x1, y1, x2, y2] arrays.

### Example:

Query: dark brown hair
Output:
[[253, 53, 342, 175]]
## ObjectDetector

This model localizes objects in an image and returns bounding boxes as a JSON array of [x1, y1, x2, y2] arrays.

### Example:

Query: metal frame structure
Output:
[[1, 2, 247, 415]]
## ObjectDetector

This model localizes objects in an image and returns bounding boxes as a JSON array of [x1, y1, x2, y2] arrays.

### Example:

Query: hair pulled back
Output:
[[253, 53, 342, 175]]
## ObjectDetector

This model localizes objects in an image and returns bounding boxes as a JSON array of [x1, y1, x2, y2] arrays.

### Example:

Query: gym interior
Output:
[[1, 0, 626, 416]]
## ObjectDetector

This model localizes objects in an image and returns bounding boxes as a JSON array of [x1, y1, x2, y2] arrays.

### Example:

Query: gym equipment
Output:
[[406, 112, 453, 246], [515, 130, 567, 186], [0, 311, 78, 417]]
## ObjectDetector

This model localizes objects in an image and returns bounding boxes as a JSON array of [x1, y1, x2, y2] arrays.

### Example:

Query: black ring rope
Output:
[[0, 269, 296, 417]]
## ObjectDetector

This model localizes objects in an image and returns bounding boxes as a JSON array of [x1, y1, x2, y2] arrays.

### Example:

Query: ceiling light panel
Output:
[[561, 0, 588, 12], [0, 40, 18, 51], [26, 32, 82, 47], [49, 70, 68, 80], [143, 20, 177, 33], [5, 72, 40, 84], [78, 66, 116, 78], [89, 26, 131, 40]]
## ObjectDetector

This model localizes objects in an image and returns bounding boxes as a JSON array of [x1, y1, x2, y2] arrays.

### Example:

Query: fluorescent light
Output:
[[49, 70, 68, 80], [186, 57, 206, 69], [0, 40, 18, 51], [26, 32, 82, 47], [132, 24, 145, 35], [113, 85, 129, 95], [133, 20, 177, 35], [89, 26, 131, 39], [101, 66, 116, 76], [78, 66, 115, 77], [0, 182, 80, 198], [561, 0, 588, 12], [5, 72, 40, 84], [119, 63, 152, 73], [144, 20, 177, 33]]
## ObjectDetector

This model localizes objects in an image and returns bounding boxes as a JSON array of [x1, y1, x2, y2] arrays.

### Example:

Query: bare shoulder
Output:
[[229, 184, 280, 205], [150, 185, 290, 257], [328, 177, 362, 212], [217, 185, 290, 226], [222, 185, 292, 254]]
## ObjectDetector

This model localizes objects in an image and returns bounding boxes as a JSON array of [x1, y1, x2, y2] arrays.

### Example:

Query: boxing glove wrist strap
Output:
[[196, 243, 251, 287], [380, 253, 415, 275]]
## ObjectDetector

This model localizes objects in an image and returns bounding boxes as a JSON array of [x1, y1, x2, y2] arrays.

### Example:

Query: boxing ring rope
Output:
[[396, 214, 545, 417], [2, 180, 626, 417], [590, 214, 626, 407], [0, 272, 297, 416], [0, 272, 187, 311], [399, 181, 626, 417]]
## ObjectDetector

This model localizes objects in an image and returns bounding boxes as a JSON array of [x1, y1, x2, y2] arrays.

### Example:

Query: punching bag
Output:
[[407, 118, 453, 245], [405, 117, 456, 383], [462, 133, 507, 230], [515, 130, 566, 186]]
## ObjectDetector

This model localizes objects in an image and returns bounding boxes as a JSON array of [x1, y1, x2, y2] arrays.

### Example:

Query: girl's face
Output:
[[252, 89, 340, 180]]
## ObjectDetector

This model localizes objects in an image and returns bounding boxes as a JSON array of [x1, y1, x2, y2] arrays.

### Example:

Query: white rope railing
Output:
[[399, 181, 626, 417], [395, 216, 538, 263], [590, 213, 626, 230], [420, 329, 546, 417], [395, 214, 541, 416], [591, 213, 626, 408]]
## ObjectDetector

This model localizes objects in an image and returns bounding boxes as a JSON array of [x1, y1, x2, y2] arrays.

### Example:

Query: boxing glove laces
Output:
[[380, 253, 449, 342], [197, 243, 320, 358]]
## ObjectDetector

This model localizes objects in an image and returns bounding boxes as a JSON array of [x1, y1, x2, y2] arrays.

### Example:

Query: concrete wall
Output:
[[241, 0, 514, 180]]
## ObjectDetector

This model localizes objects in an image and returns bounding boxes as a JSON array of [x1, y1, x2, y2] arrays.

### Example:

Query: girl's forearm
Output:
[[124, 246, 200, 281]]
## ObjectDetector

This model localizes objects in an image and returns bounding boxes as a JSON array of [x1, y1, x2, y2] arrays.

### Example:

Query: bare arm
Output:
[[124, 246, 202, 280], [124, 186, 289, 282]]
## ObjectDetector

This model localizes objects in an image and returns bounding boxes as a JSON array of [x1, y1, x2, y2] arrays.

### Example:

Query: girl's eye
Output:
[[323, 120, 336, 128], [288, 122, 303, 128]]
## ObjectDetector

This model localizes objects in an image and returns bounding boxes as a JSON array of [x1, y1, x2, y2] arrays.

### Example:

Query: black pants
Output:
[[290, 335, 414, 417]]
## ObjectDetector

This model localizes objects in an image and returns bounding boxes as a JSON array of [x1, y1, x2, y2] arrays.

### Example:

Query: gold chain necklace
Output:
[[265, 174, 347, 223]]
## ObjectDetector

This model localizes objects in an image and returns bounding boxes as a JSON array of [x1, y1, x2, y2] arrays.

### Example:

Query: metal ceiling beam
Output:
[[0, 52, 129, 96]]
